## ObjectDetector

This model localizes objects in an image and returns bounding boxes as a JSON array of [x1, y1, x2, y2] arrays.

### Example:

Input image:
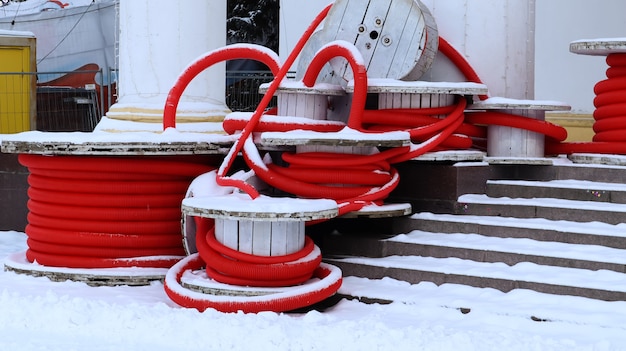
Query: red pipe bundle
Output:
[[547, 53, 626, 155], [20, 154, 215, 269], [592, 54, 626, 142]]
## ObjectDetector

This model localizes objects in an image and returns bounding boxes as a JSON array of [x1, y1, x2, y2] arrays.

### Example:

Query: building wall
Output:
[[281, 0, 624, 107], [535, 0, 626, 115]]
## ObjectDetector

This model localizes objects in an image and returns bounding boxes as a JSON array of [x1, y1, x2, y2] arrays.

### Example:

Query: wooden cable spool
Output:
[[296, 0, 438, 84]]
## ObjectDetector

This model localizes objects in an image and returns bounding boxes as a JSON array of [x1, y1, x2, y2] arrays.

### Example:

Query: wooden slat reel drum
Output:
[[296, 0, 439, 84]]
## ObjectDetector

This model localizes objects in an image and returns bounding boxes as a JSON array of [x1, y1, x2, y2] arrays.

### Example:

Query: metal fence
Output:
[[0, 69, 115, 132], [225, 70, 297, 112], [0, 69, 290, 133]]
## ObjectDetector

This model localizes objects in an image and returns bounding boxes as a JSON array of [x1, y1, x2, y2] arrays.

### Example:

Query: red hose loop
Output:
[[465, 111, 568, 142], [164, 253, 343, 313], [192, 217, 322, 287], [163, 44, 281, 130], [301, 41, 368, 130], [215, 4, 333, 199], [222, 114, 345, 134], [20, 154, 215, 268]]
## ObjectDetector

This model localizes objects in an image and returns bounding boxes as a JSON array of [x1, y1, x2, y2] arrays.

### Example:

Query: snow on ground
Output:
[[2, 230, 626, 350]]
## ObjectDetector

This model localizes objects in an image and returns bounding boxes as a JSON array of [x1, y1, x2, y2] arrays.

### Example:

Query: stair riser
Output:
[[394, 218, 626, 250], [322, 236, 626, 274], [486, 184, 626, 204], [454, 202, 626, 225], [330, 260, 626, 302], [384, 242, 626, 273]]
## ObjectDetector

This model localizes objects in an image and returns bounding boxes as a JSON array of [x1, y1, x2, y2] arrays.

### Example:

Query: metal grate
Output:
[[226, 70, 289, 112], [35, 87, 101, 132]]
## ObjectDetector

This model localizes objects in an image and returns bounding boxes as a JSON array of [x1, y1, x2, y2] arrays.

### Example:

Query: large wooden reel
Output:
[[296, 0, 438, 84]]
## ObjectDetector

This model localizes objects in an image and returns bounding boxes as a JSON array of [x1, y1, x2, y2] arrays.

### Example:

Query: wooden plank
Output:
[[4, 253, 166, 287], [182, 195, 338, 221], [260, 130, 410, 147], [349, 79, 489, 95], [569, 153, 626, 166], [286, 222, 304, 254], [214, 218, 226, 246], [252, 221, 272, 256], [354, 0, 394, 78], [570, 39, 626, 56], [469, 98, 571, 111], [1, 140, 229, 156], [238, 220, 254, 254], [270, 222, 288, 256], [260, 82, 345, 96], [411, 150, 486, 162], [340, 202, 412, 218], [222, 220, 240, 251], [484, 157, 554, 166]]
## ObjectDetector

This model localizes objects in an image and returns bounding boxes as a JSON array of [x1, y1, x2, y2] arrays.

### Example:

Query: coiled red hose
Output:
[[547, 53, 626, 155], [164, 216, 342, 313], [194, 217, 322, 287], [19, 154, 215, 269]]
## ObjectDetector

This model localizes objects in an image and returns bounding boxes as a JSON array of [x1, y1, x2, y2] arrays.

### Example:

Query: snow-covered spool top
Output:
[[182, 195, 338, 256], [569, 38, 626, 56]]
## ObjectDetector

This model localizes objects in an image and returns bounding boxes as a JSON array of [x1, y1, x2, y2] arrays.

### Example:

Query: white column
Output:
[[100, 0, 229, 131]]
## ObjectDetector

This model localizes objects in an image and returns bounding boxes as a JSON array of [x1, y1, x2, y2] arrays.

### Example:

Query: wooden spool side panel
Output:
[[287, 222, 305, 254], [238, 220, 254, 254], [278, 94, 327, 120], [379, 92, 454, 109], [270, 222, 289, 256], [215, 219, 307, 256], [223, 219, 240, 251], [487, 109, 545, 158], [296, 145, 377, 155], [252, 221, 272, 256]]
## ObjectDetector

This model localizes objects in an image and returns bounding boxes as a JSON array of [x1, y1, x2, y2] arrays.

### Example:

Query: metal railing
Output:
[[0, 69, 293, 133]]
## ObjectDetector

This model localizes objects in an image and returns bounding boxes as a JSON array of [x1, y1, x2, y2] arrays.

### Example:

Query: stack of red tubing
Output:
[[21, 154, 215, 268], [591, 54, 626, 143], [547, 53, 626, 155]]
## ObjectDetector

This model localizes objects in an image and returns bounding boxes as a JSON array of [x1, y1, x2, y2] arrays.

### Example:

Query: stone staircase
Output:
[[321, 162, 626, 301]]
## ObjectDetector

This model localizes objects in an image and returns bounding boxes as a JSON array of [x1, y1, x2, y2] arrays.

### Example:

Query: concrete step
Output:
[[326, 255, 626, 301], [455, 194, 626, 224], [486, 179, 626, 204], [386, 231, 626, 273], [394, 212, 626, 249]]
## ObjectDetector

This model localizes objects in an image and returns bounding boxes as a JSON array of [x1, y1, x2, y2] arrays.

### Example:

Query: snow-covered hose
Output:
[[164, 253, 343, 313], [163, 43, 282, 130], [19, 154, 215, 268], [163, 216, 342, 313], [215, 4, 334, 199]]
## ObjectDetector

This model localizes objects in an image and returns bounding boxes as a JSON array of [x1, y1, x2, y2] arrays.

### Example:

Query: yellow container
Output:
[[546, 113, 595, 142], [0, 30, 36, 134]]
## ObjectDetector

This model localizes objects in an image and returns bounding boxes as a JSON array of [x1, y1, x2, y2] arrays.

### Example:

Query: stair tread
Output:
[[412, 212, 626, 238], [458, 193, 626, 213], [338, 276, 626, 329], [330, 255, 626, 292], [487, 179, 626, 192], [390, 231, 626, 265]]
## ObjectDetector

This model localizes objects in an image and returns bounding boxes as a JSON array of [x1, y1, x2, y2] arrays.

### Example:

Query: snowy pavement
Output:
[[2, 230, 626, 350]]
